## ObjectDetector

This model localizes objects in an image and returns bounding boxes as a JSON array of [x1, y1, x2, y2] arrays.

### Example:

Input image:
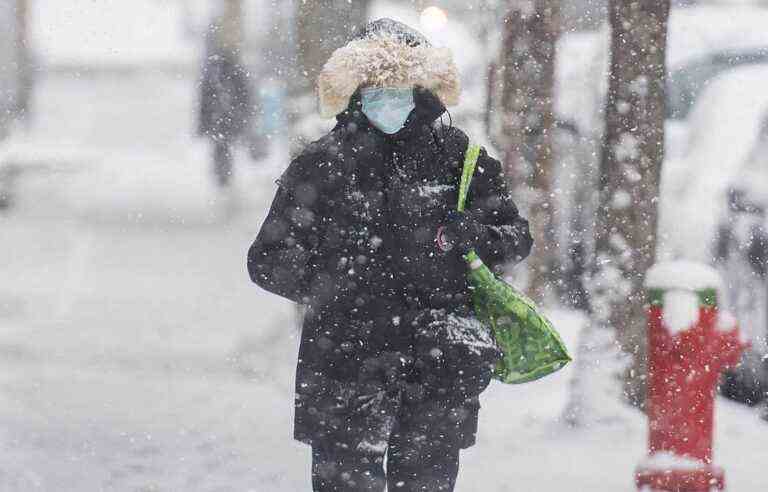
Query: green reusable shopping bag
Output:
[[458, 143, 571, 384]]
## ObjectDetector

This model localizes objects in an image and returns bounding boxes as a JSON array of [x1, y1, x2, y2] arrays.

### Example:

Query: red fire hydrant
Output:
[[636, 261, 747, 492]]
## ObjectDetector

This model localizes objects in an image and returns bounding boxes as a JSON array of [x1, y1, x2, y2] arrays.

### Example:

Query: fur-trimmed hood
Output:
[[318, 19, 461, 118]]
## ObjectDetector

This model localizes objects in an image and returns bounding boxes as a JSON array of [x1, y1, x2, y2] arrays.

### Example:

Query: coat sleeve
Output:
[[247, 158, 321, 304], [466, 148, 533, 267]]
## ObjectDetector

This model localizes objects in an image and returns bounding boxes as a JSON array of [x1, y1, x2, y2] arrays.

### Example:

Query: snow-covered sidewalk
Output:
[[2, 286, 766, 491]]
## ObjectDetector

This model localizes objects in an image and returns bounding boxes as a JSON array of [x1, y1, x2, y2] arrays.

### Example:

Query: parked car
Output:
[[659, 65, 768, 260], [716, 187, 768, 408], [668, 48, 768, 121], [651, 63, 768, 409], [715, 116, 768, 410]]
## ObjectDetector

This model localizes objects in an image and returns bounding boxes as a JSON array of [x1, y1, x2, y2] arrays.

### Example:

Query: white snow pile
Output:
[[667, 5, 768, 69], [645, 260, 722, 292], [659, 65, 768, 262], [715, 311, 750, 348], [555, 31, 604, 133], [639, 451, 707, 472], [662, 290, 701, 334], [562, 317, 636, 428], [716, 310, 739, 334], [646, 261, 722, 334]]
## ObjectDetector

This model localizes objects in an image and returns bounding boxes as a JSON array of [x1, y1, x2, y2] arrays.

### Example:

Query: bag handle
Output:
[[458, 143, 482, 213]]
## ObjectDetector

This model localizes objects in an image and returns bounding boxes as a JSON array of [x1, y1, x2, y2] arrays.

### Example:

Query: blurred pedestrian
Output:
[[248, 19, 533, 491], [197, 0, 251, 188]]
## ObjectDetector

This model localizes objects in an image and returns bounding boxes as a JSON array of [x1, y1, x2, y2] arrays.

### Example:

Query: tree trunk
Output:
[[296, 0, 370, 93], [594, 0, 671, 407], [561, 0, 607, 31], [498, 1, 560, 303], [565, 0, 671, 425], [217, 0, 244, 53], [15, 0, 31, 119], [0, 1, 17, 134], [288, 0, 370, 151]]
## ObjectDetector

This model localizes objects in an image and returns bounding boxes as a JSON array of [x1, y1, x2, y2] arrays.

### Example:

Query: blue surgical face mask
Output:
[[360, 87, 415, 135]]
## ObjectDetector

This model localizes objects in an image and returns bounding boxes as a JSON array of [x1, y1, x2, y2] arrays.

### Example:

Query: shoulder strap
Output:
[[458, 142, 482, 212]]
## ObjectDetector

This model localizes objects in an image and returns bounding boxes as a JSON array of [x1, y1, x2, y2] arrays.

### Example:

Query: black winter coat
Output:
[[248, 88, 532, 451]]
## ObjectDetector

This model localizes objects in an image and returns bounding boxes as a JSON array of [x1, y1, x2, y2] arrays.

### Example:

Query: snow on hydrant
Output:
[[635, 261, 748, 492]]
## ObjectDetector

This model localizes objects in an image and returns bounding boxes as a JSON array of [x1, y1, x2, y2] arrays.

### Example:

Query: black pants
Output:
[[311, 429, 460, 492]]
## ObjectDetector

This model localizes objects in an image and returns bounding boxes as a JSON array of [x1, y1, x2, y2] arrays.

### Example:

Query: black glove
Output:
[[437, 210, 484, 255]]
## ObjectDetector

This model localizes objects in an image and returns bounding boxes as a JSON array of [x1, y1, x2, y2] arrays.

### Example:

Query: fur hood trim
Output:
[[318, 34, 461, 118]]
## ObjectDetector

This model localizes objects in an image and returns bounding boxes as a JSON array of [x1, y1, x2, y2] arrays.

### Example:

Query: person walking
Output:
[[247, 19, 533, 491], [198, 0, 251, 188]]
